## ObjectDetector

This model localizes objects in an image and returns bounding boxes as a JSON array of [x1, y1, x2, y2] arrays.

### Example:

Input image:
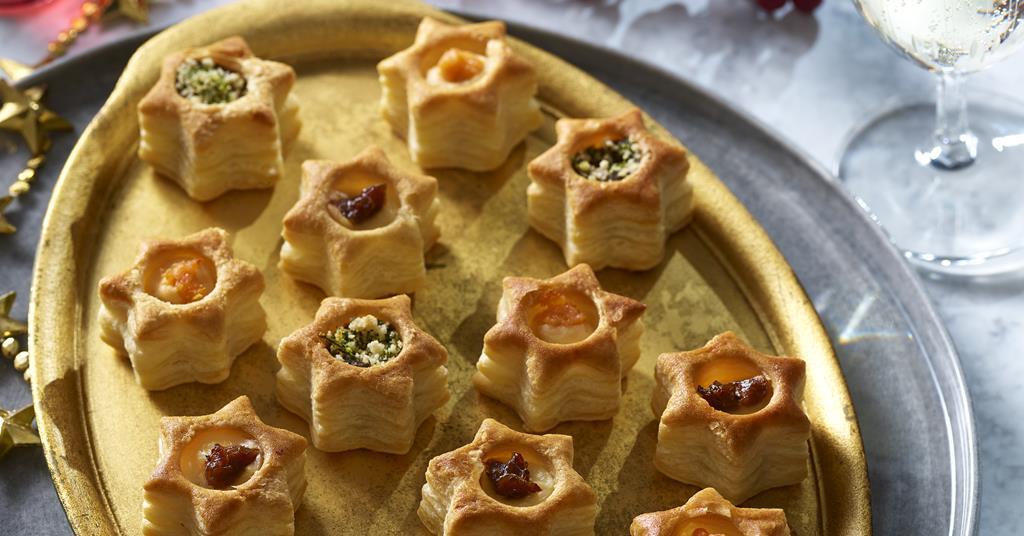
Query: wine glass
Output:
[[839, 0, 1024, 275]]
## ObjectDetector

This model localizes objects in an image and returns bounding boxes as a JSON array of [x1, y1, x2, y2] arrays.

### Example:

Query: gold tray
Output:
[[29, 0, 870, 533]]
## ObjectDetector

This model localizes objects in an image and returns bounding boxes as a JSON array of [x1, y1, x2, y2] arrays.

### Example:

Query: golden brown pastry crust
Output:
[[527, 108, 693, 270], [629, 487, 791, 536], [651, 332, 810, 503], [142, 396, 307, 536], [279, 146, 440, 298], [138, 36, 300, 201], [98, 227, 266, 391], [473, 264, 646, 432], [377, 17, 542, 171], [275, 294, 449, 453], [418, 418, 597, 535]]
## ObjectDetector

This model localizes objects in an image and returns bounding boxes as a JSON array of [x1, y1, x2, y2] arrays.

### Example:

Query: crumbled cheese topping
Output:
[[175, 57, 247, 105], [571, 137, 646, 182], [322, 314, 404, 367]]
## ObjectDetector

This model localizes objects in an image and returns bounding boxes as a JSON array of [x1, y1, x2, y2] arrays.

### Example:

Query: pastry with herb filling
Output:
[[98, 227, 266, 391], [377, 17, 542, 171], [527, 108, 693, 270], [418, 418, 597, 535], [279, 146, 440, 299], [142, 396, 307, 536], [651, 332, 810, 503], [473, 264, 646, 432], [138, 36, 300, 201], [630, 487, 791, 536], [275, 294, 449, 453]]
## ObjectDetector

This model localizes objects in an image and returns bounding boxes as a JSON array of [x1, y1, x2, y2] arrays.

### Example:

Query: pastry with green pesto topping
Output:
[[137, 36, 301, 201]]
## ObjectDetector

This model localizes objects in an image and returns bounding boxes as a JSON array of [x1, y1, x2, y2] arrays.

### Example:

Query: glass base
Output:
[[837, 97, 1024, 276]]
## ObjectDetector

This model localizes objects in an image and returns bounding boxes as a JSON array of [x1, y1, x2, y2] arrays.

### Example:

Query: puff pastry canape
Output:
[[418, 418, 597, 535], [98, 227, 266, 391], [527, 108, 693, 271], [651, 332, 810, 503], [275, 294, 449, 453], [279, 146, 440, 299], [630, 487, 791, 536], [377, 17, 542, 171], [138, 36, 301, 201], [474, 264, 646, 432], [142, 396, 307, 536]]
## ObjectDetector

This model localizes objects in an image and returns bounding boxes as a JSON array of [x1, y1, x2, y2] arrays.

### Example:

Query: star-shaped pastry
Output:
[[275, 294, 450, 454], [378, 17, 542, 171], [142, 396, 307, 535], [0, 80, 72, 155], [418, 418, 597, 535], [474, 263, 646, 432], [527, 108, 693, 270], [137, 36, 300, 201], [0, 291, 27, 337], [630, 487, 791, 536], [98, 227, 266, 390], [0, 404, 40, 460], [279, 145, 440, 299], [651, 332, 810, 503]]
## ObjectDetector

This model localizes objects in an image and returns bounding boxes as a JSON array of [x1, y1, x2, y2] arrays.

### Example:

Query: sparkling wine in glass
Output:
[[839, 0, 1024, 274]]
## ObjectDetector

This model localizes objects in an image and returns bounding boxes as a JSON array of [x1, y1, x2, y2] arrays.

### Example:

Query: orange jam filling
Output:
[[159, 258, 214, 303], [436, 48, 485, 83]]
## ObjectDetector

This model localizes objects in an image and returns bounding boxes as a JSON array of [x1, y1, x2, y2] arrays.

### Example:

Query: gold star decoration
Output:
[[0, 80, 72, 156], [0, 196, 14, 235], [0, 404, 39, 460], [0, 292, 27, 338], [106, 0, 149, 23], [0, 58, 32, 83]]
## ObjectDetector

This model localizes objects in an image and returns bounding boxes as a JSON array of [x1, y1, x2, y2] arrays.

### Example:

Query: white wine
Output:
[[855, 0, 1024, 72]]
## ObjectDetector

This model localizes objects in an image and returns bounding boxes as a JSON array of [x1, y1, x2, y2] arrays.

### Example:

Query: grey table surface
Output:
[[1, 1, 1022, 535]]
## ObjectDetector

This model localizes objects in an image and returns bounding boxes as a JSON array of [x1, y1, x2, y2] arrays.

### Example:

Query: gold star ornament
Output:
[[0, 291, 27, 338], [106, 0, 148, 23], [0, 80, 72, 156], [0, 404, 40, 460]]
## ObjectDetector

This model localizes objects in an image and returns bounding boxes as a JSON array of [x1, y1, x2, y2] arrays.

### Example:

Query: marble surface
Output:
[[1, 0, 1022, 534]]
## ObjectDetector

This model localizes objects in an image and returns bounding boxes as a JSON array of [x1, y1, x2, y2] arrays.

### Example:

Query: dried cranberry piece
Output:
[[484, 451, 542, 499], [697, 375, 771, 412], [204, 443, 259, 489], [334, 183, 386, 224]]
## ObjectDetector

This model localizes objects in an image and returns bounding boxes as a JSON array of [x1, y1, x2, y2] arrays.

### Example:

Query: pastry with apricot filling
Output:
[[142, 396, 307, 535], [275, 295, 449, 453], [279, 146, 440, 299], [651, 332, 810, 503], [630, 487, 791, 536], [527, 108, 693, 270], [98, 227, 265, 391], [138, 36, 300, 201], [377, 17, 542, 171], [418, 418, 597, 535], [474, 264, 646, 432]]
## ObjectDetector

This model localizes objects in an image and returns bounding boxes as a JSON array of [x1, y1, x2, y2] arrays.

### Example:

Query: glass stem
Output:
[[930, 70, 977, 170]]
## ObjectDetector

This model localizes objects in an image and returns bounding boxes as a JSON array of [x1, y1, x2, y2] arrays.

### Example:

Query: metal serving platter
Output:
[[9, 2, 972, 535]]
